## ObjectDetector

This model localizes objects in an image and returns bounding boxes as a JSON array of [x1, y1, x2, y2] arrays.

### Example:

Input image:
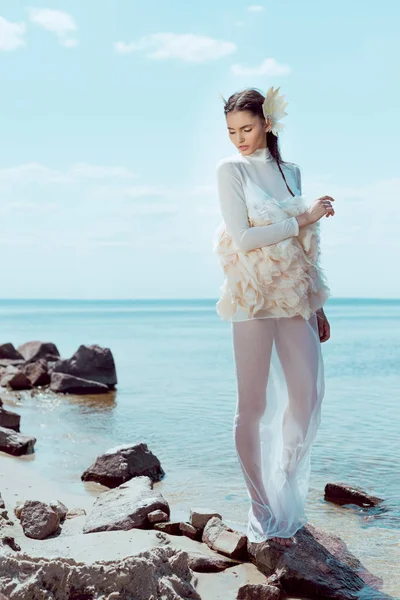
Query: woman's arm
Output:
[[216, 161, 299, 253]]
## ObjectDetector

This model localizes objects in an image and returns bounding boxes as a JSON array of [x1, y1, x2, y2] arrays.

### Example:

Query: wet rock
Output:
[[50, 372, 109, 394], [325, 482, 384, 508], [237, 583, 282, 599], [20, 500, 61, 540], [17, 341, 60, 362], [187, 551, 240, 573], [147, 509, 169, 523], [247, 522, 390, 600], [81, 442, 165, 487], [0, 343, 24, 361], [202, 516, 248, 561], [0, 366, 32, 390], [0, 426, 36, 456], [52, 344, 117, 388], [22, 359, 51, 387], [0, 408, 20, 432], [83, 475, 170, 534]]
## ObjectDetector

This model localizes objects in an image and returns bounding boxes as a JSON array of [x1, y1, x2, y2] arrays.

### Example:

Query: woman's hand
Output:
[[296, 196, 335, 228], [316, 308, 330, 342]]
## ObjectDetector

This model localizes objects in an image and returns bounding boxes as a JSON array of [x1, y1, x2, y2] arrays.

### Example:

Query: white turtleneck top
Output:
[[216, 146, 301, 253]]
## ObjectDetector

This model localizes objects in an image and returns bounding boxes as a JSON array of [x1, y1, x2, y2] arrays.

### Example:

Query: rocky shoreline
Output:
[[0, 340, 396, 600]]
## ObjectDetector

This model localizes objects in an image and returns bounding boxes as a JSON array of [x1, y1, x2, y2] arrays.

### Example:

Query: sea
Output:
[[0, 298, 399, 596]]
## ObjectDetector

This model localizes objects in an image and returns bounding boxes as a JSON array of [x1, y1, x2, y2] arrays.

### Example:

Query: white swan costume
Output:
[[213, 146, 330, 542]]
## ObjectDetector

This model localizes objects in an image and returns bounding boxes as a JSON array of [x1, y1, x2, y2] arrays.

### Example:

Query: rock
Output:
[[0, 343, 24, 361], [83, 475, 170, 534], [0, 545, 200, 600], [65, 507, 86, 519], [189, 508, 223, 531], [0, 366, 32, 390], [147, 509, 169, 523], [0, 407, 21, 432], [17, 341, 60, 362], [81, 442, 165, 487], [0, 493, 9, 522], [187, 551, 241, 573], [20, 500, 60, 540], [179, 521, 201, 540], [237, 583, 282, 599], [21, 359, 51, 387], [50, 372, 110, 394], [247, 522, 390, 600], [49, 500, 68, 522], [52, 344, 117, 388], [14, 501, 24, 519], [153, 521, 182, 536], [0, 426, 36, 456], [1, 536, 21, 552], [0, 593, 10, 600], [324, 482, 384, 508], [202, 516, 248, 561]]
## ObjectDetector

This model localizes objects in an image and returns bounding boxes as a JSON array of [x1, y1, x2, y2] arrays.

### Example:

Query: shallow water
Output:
[[0, 298, 399, 596]]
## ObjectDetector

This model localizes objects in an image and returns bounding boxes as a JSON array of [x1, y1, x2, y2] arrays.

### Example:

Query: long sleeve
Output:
[[216, 161, 299, 253]]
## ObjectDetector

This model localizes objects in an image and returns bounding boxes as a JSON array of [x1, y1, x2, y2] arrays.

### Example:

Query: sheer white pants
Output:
[[231, 312, 324, 542]]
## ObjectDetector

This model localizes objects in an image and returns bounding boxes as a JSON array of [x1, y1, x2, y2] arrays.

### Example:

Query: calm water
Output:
[[0, 298, 399, 596]]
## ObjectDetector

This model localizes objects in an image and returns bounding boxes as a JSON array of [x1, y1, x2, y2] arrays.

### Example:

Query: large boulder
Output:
[[52, 344, 117, 388], [0, 426, 36, 456], [247, 522, 390, 600], [21, 359, 51, 387], [19, 500, 61, 540], [0, 343, 24, 361], [83, 475, 170, 534], [81, 442, 165, 487], [17, 341, 60, 363], [50, 372, 109, 394], [0, 366, 32, 390], [0, 545, 200, 600], [0, 408, 20, 432]]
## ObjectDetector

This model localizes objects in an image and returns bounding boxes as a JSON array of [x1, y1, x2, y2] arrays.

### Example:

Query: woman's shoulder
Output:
[[215, 153, 244, 174]]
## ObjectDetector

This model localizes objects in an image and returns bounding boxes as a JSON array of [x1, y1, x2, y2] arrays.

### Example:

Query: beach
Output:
[[0, 298, 399, 598]]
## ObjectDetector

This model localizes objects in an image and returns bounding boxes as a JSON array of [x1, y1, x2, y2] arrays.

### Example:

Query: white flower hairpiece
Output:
[[262, 86, 288, 136], [218, 86, 288, 136]]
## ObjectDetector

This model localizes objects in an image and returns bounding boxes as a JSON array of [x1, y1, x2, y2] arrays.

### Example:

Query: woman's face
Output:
[[226, 110, 270, 155]]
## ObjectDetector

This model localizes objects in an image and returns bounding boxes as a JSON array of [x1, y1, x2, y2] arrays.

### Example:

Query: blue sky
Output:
[[0, 0, 399, 299]]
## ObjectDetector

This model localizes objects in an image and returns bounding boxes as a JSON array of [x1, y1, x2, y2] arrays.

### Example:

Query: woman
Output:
[[213, 87, 334, 548]]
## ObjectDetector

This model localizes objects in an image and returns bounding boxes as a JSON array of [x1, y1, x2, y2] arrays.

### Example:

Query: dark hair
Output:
[[223, 88, 294, 197]]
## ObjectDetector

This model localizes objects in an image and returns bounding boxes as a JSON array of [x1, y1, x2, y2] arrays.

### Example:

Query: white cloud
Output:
[[115, 33, 236, 63], [27, 8, 78, 47], [0, 162, 137, 185], [0, 16, 26, 51], [247, 5, 265, 11], [231, 57, 291, 76]]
